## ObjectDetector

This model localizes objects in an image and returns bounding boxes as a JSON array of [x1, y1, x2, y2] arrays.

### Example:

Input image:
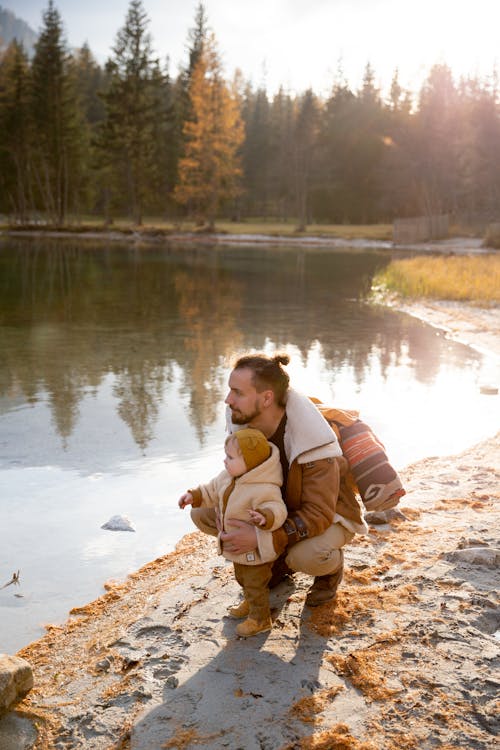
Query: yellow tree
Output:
[[174, 34, 244, 228]]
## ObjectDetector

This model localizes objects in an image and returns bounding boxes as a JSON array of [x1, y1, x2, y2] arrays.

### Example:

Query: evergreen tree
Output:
[[414, 64, 460, 215], [292, 89, 320, 230], [30, 0, 85, 223], [0, 40, 33, 220], [315, 76, 357, 222], [457, 75, 500, 220], [377, 69, 417, 218], [174, 33, 244, 228], [96, 0, 167, 224], [241, 85, 272, 217], [269, 87, 294, 220], [70, 43, 106, 127]]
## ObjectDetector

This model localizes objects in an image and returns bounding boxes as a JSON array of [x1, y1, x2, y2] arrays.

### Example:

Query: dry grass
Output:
[[374, 254, 500, 303], [327, 649, 399, 702], [281, 723, 378, 750], [290, 686, 344, 723]]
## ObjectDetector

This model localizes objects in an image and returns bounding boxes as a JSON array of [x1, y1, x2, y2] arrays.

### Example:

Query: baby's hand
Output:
[[248, 509, 266, 527], [178, 492, 193, 509]]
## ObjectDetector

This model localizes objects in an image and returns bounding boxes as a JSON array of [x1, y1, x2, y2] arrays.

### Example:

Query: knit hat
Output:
[[230, 428, 271, 471]]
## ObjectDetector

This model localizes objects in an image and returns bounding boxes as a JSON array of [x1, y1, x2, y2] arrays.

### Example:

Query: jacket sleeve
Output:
[[188, 473, 223, 509], [252, 490, 288, 531], [272, 457, 340, 553]]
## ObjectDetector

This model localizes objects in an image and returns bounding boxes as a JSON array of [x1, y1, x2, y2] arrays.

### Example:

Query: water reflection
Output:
[[0, 238, 482, 454]]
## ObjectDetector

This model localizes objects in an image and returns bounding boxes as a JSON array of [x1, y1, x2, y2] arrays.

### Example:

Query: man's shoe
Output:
[[228, 600, 250, 618], [236, 616, 272, 637], [305, 554, 344, 607], [269, 553, 293, 588]]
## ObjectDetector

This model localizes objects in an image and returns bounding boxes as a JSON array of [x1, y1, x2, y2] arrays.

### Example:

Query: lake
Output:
[[0, 236, 498, 653]]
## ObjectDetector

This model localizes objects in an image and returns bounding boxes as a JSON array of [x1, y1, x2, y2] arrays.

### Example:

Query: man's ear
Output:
[[262, 389, 275, 407]]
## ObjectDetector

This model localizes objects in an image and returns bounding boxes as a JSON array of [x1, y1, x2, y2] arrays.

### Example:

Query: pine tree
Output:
[[174, 33, 244, 228], [269, 87, 294, 221], [456, 75, 500, 220], [292, 89, 320, 230], [241, 85, 272, 217], [415, 64, 460, 216], [0, 40, 33, 220], [30, 0, 85, 223], [96, 0, 167, 224]]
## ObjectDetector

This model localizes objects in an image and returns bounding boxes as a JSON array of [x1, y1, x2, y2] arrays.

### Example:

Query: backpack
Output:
[[310, 398, 406, 512]]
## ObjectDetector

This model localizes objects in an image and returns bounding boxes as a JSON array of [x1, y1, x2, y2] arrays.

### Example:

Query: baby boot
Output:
[[236, 615, 272, 637], [229, 599, 250, 618]]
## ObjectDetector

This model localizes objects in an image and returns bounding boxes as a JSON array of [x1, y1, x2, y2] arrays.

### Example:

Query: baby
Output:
[[179, 428, 286, 637]]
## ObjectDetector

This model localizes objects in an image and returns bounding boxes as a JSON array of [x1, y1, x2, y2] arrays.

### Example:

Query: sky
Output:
[[8, 0, 500, 96]]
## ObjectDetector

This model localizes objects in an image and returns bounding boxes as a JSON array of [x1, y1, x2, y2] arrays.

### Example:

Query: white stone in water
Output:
[[101, 515, 136, 532]]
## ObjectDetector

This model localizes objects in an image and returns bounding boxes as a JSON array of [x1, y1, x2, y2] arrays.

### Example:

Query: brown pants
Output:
[[233, 561, 273, 620], [190, 506, 353, 577]]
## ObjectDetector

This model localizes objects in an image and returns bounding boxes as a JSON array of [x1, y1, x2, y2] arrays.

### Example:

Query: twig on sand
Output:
[[1, 570, 20, 589]]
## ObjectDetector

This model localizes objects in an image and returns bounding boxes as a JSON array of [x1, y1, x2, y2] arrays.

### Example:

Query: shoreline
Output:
[[1, 300, 499, 750], [384, 297, 500, 360], [1, 227, 495, 254]]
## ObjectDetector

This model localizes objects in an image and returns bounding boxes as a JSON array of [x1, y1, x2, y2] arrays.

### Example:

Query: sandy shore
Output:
[[1, 302, 499, 750]]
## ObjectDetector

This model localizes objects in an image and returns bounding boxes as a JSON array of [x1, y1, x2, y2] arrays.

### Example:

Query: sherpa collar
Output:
[[226, 388, 341, 465]]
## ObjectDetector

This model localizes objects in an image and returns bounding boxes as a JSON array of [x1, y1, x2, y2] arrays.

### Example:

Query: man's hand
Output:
[[220, 519, 257, 554]]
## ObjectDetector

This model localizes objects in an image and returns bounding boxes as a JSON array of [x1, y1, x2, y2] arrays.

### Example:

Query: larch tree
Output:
[[174, 33, 244, 228]]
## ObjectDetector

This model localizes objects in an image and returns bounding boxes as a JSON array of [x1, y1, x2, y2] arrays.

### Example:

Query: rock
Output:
[[444, 547, 500, 568], [365, 508, 407, 525], [0, 713, 37, 750], [95, 658, 112, 672], [0, 654, 34, 714], [457, 537, 490, 549], [101, 515, 136, 532]]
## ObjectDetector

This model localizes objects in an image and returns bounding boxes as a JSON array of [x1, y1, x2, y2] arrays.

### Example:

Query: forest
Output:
[[1, 0, 500, 229]]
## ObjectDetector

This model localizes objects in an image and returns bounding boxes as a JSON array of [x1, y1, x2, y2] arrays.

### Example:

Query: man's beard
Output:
[[230, 403, 262, 425]]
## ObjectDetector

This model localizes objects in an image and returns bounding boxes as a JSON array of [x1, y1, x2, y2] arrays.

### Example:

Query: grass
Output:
[[1, 215, 394, 241], [373, 254, 500, 304]]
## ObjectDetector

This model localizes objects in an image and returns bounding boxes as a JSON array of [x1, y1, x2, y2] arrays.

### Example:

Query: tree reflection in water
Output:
[[0, 237, 482, 453]]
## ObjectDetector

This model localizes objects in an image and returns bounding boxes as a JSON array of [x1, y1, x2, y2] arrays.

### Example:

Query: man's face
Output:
[[225, 367, 265, 425]]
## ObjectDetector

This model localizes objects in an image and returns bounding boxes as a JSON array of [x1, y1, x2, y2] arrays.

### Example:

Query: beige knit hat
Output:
[[229, 428, 271, 471]]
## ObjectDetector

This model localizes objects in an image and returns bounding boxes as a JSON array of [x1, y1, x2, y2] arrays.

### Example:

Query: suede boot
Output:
[[236, 615, 272, 637], [269, 553, 293, 588], [305, 552, 344, 607], [229, 600, 250, 618]]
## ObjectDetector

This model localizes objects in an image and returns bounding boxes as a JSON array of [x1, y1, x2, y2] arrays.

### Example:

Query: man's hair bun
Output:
[[273, 354, 290, 367]]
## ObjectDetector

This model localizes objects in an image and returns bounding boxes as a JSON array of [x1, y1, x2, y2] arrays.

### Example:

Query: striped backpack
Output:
[[310, 398, 406, 512]]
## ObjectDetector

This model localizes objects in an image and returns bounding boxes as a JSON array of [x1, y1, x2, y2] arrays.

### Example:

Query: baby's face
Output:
[[224, 444, 247, 478]]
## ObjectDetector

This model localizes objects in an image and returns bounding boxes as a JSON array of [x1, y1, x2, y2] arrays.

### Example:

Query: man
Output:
[[191, 353, 367, 606]]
